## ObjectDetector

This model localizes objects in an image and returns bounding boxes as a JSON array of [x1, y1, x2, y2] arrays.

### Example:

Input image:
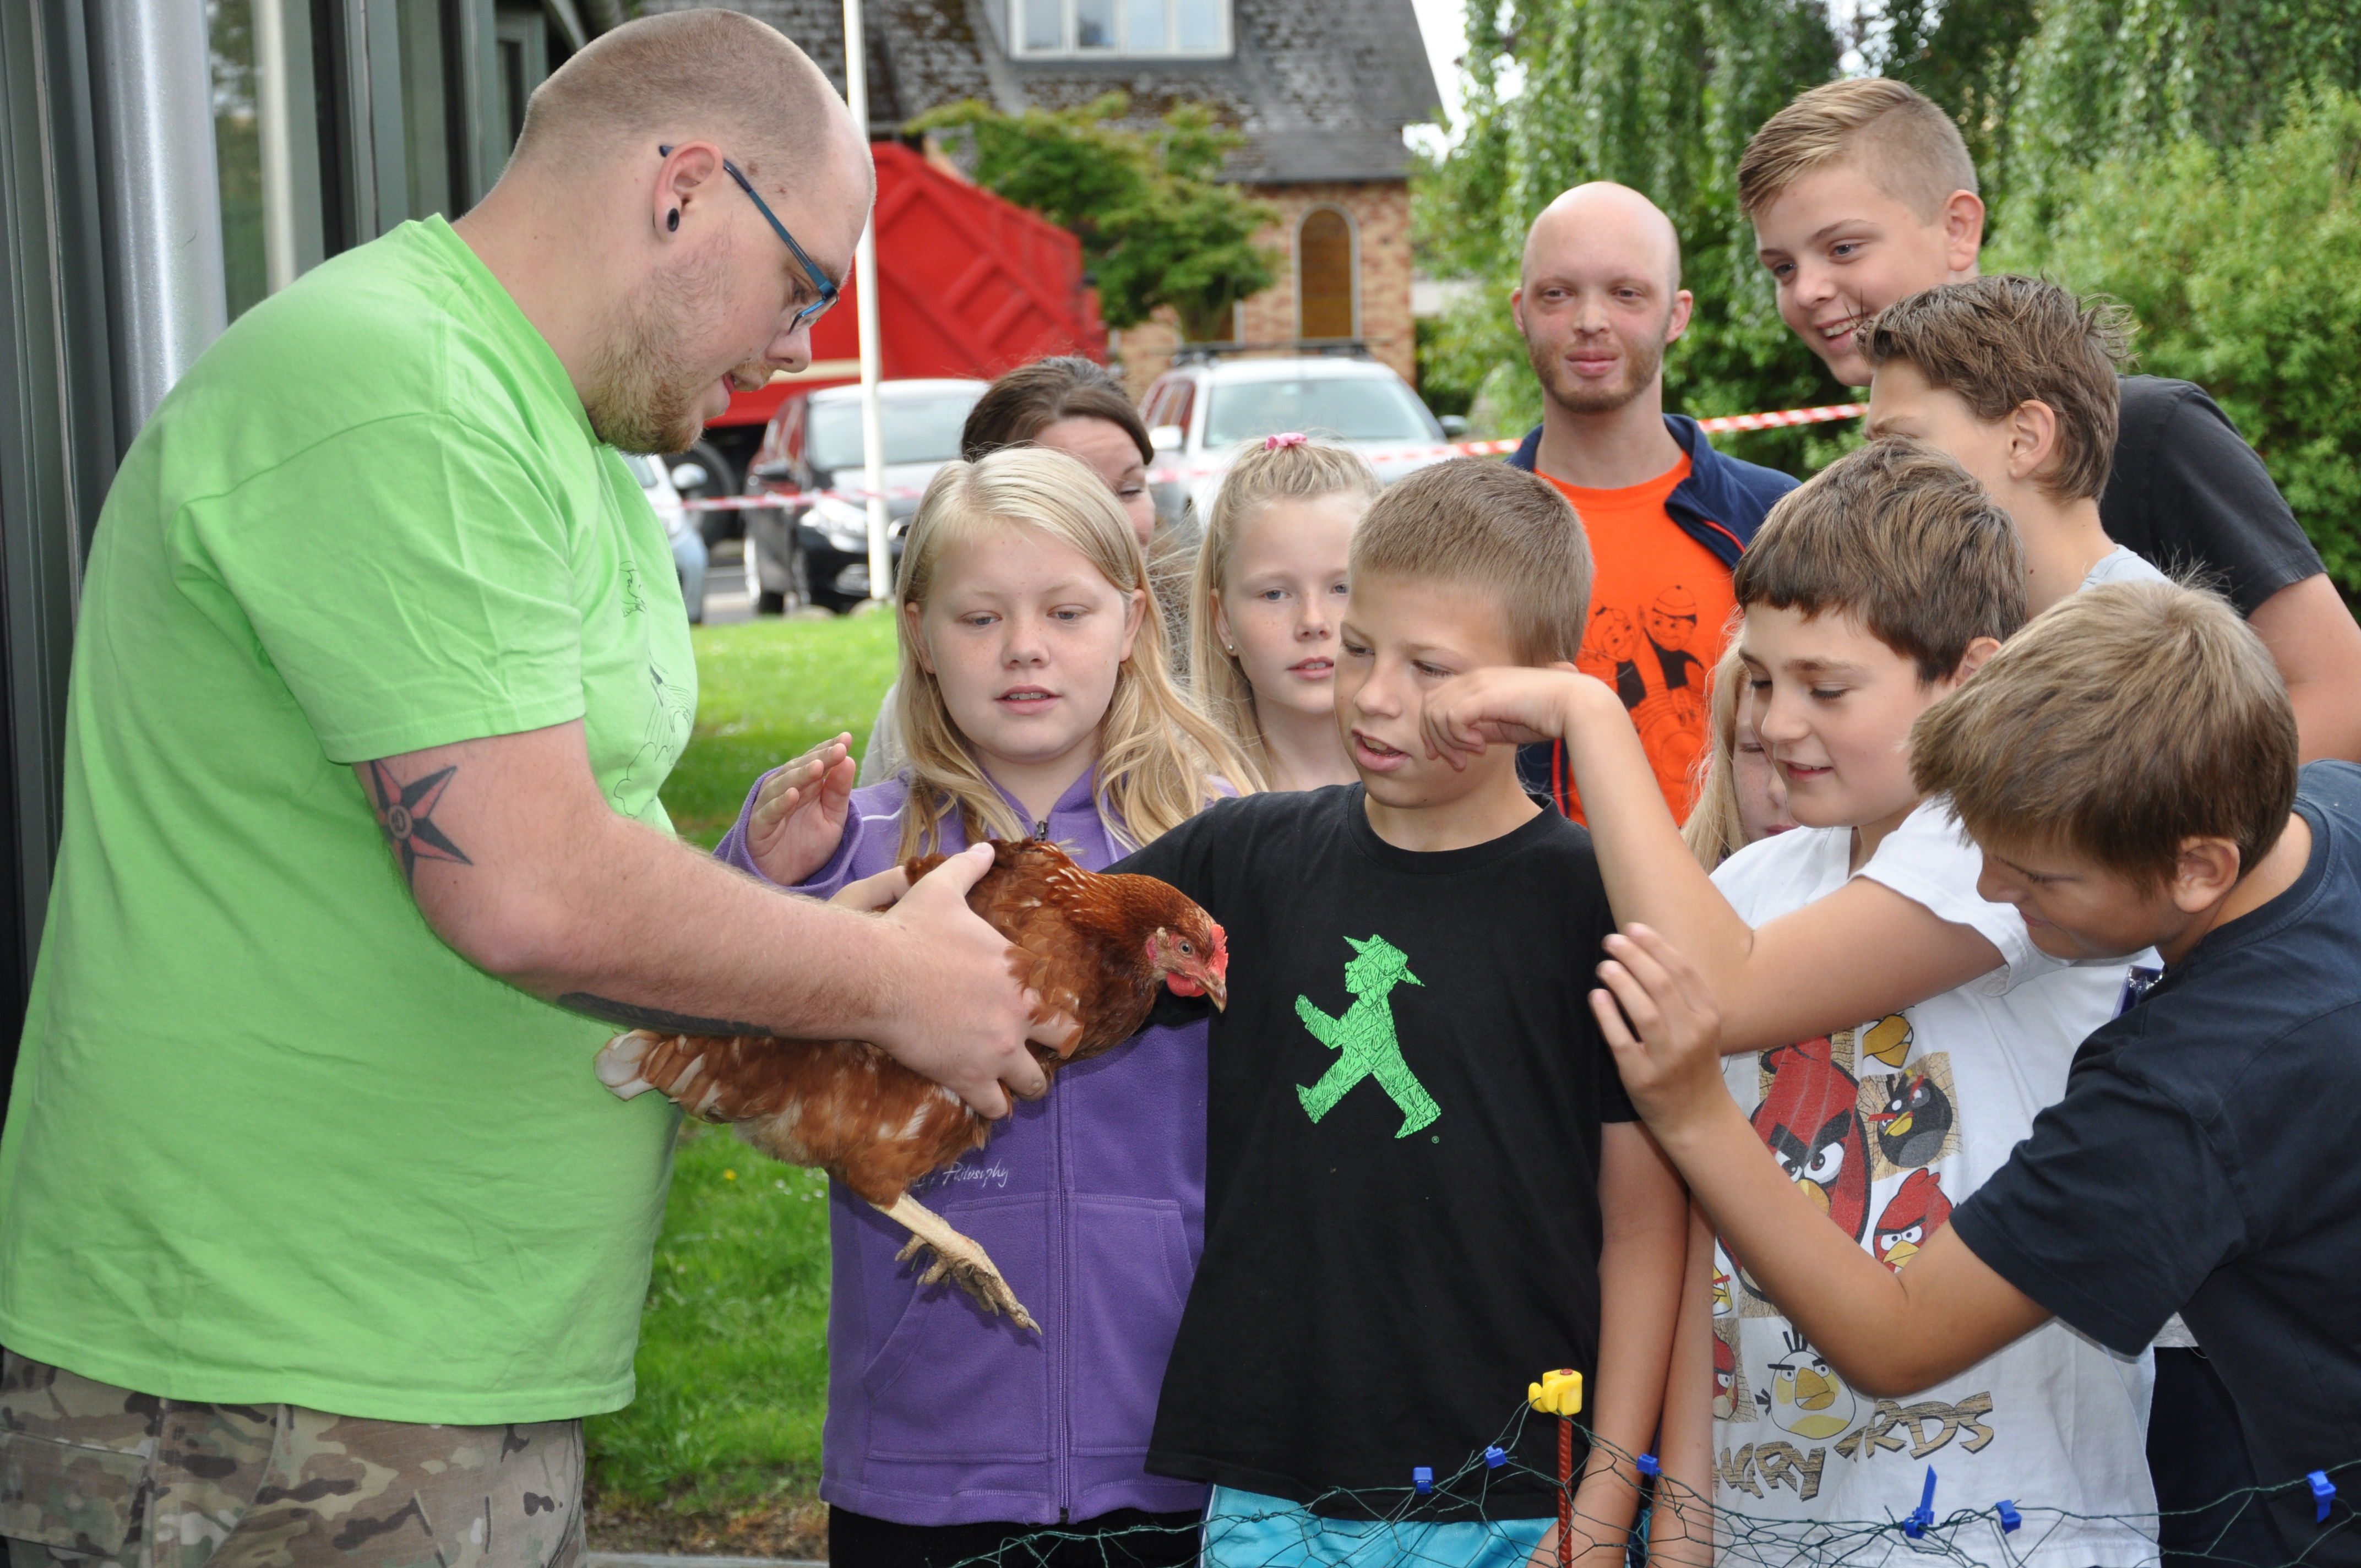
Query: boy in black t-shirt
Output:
[[1116, 459, 1686, 1568], [1542, 582, 2361, 1567], [1737, 77, 2361, 765]]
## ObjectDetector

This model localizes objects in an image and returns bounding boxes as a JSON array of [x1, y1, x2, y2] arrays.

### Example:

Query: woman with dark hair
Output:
[[856, 356, 1200, 783]]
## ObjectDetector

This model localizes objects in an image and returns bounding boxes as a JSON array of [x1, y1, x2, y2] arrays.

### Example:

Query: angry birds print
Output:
[[1752, 1037, 1869, 1242], [1713, 1324, 1744, 1421], [1873, 1169, 1954, 1271], [1867, 1065, 1954, 1168], [1762, 1328, 1857, 1440]]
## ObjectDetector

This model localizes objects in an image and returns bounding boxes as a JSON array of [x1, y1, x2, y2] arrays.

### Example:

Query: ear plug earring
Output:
[[666, 208, 681, 232]]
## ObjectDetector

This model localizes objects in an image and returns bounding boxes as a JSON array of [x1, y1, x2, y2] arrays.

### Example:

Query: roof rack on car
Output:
[[1167, 339, 1372, 366]]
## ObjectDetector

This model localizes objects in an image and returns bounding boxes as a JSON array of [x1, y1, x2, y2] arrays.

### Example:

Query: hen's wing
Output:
[[964, 840, 1168, 1064]]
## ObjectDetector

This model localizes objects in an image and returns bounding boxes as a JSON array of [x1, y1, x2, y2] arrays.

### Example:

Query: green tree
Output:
[[2004, 0, 2361, 235], [1992, 88, 2361, 593], [1412, 0, 1842, 469], [912, 93, 1279, 343]]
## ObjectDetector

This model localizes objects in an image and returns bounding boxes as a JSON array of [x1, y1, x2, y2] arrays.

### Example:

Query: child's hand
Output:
[[830, 864, 911, 912], [1419, 665, 1581, 770], [1590, 925, 1729, 1137], [746, 733, 857, 886]]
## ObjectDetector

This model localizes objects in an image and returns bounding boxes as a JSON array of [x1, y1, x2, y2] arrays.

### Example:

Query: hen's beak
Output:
[[1204, 971, 1227, 1011]]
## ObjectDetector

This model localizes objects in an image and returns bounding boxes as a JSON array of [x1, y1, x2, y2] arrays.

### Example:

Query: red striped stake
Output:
[[1531, 1368, 1583, 1568], [1558, 1414, 1574, 1568]]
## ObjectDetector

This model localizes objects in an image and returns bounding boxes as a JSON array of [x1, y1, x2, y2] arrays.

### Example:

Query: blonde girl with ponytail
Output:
[[1190, 434, 1383, 792]]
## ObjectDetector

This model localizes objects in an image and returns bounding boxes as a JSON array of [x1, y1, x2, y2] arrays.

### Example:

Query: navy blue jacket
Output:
[[1506, 413, 1796, 566], [1508, 414, 1798, 804]]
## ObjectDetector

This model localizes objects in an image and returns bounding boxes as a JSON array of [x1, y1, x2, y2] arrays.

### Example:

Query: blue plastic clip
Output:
[[1905, 1468, 1938, 1539], [1414, 1466, 1434, 1495], [1996, 1501, 2022, 1534], [2311, 1471, 2336, 1524], [1483, 1446, 1508, 1470], [1638, 1453, 1661, 1478]]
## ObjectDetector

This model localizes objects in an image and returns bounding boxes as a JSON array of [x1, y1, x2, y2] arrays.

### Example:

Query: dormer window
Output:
[[1016, 0, 1230, 56]]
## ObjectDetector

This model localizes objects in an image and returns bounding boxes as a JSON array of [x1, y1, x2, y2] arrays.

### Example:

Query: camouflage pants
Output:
[[0, 1351, 583, 1568]]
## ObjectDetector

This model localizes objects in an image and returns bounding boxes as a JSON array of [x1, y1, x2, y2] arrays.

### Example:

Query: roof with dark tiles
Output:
[[640, 0, 1440, 182]]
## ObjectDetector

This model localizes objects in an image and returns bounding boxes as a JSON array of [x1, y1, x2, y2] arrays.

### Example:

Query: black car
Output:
[[743, 378, 987, 614]]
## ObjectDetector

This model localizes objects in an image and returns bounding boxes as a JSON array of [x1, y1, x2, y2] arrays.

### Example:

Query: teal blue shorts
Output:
[[1202, 1485, 1552, 1568]]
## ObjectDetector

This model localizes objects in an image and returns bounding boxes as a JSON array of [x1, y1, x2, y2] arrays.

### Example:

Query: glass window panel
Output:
[[1297, 209, 1355, 339], [209, 0, 268, 320], [1175, 0, 1224, 50], [1204, 378, 1433, 447], [1075, 0, 1117, 48], [397, 0, 454, 219], [1124, 0, 1167, 49], [1024, 0, 1063, 48]]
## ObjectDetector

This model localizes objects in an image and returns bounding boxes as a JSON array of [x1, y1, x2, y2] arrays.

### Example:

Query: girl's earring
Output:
[[666, 208, 681, 232]]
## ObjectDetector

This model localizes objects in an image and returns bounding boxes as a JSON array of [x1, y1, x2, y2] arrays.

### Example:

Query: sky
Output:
[[1405, 0, 1470, 154]]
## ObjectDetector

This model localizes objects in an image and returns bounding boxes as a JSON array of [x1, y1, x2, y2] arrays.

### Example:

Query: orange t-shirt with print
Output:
[[1538, 458, 1737, 824]]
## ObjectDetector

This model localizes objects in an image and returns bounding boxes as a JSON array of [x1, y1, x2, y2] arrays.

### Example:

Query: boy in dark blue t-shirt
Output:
[[1511, 580, 2361, 1566]]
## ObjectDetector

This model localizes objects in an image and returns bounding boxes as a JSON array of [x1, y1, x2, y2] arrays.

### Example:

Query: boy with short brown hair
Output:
[[1863, 275, 2170, 611], [1740, 77, 2361, 764], [1586, 579, 2361, 1566], [1118, 458, 1688, 1568]]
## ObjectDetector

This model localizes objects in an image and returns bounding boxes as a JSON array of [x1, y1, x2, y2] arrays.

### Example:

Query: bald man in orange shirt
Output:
[[1506, 182, 1797, 821]]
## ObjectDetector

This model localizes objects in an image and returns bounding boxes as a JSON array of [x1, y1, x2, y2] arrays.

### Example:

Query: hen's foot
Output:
[[876, 1193, 1041, 1332]]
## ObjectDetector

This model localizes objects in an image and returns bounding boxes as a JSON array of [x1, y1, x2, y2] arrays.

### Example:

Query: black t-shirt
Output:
[[2101, 375, 2322, 616], [1951, 761, 2361, 1563], [1112, 785, 1633, 1520]]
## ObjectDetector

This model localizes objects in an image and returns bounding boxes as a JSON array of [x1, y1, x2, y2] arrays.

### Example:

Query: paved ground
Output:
[[701, 538, 757, 626]]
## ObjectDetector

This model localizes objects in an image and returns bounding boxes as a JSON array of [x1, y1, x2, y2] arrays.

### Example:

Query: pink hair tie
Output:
[[1265, 432, 1309, 450]]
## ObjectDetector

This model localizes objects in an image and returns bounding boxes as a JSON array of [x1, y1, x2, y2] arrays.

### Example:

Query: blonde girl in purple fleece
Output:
[[715, 445, 1251, 1567]]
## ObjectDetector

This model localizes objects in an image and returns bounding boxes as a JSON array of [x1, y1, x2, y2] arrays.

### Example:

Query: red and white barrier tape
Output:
[[678, 402, 1865, 510]]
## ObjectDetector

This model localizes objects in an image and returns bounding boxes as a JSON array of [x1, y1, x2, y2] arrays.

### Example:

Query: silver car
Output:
[[743, 379, 988, 614], [1139, 352, 1462, 519]]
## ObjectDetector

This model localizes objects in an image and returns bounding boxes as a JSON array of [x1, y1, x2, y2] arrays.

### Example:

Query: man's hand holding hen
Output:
[[745, 732, 859, 885], [863, 842, 1056, 1117]]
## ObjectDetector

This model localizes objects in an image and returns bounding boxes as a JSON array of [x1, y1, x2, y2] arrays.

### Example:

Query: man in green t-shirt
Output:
[[0, 15, 1061, 1568]]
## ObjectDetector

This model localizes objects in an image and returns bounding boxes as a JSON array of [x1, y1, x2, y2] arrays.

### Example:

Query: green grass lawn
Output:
[[659, 610, 899, 848], [586, 1128, 834, 1520], [588, 614, 899, 1547]]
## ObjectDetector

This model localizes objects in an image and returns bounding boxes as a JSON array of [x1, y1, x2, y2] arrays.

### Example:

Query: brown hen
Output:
[[594, 838, 1226, 1331]]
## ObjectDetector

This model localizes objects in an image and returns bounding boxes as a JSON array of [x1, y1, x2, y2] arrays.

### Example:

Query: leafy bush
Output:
[[1993, 88, 2361, 592]]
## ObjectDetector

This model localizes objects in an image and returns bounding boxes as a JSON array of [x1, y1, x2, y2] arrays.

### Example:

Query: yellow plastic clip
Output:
[[1528, 1368, 1584, 1416]]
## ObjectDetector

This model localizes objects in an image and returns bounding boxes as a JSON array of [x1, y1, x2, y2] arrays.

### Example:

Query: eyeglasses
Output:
[[658, 145, 840, 333]]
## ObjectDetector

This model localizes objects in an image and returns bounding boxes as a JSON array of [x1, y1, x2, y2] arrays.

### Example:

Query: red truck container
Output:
[[686, 141, 1106, 517]]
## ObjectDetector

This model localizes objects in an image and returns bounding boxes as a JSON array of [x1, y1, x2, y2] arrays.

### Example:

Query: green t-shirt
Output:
[[0, 219, 695, 1423]]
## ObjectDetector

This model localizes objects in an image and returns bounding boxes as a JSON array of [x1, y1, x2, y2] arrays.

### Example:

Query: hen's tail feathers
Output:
[[595, 1030, 664, 1101], [596, 1030, 791, 1121], [877, 1192, 1041, 1332]]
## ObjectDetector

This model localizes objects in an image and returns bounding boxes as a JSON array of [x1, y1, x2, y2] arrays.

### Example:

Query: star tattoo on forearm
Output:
[[367, 759, 472, 883]]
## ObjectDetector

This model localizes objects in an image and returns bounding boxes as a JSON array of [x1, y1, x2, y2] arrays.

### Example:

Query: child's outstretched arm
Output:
[[1591, 924, 2049, 1396], [1423, 669, 2004, 1052], [738, 732, 858, 885], [1532, 1119, 1687, 1568]]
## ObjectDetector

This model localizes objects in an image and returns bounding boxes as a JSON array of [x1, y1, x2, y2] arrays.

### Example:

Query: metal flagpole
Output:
[[842, 0, 889, 607]]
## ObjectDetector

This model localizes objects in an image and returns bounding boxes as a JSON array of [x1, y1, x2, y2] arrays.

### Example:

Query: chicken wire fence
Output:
[[905, 1402, 2359, 1568]]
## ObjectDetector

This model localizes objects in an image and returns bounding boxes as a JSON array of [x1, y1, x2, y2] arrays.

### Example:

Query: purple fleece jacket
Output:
[[715, 769, 1210, 1526]]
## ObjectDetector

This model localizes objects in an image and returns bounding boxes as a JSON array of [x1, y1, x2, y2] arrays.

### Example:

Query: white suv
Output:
[[1139, 352, 1462, 518]]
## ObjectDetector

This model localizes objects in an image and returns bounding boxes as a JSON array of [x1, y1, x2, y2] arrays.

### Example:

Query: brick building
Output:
[[647, 0, 1441, 394]]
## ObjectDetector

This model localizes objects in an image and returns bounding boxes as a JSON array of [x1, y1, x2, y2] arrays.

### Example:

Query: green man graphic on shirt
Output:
[[1296, 934, 1440, 1137]]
